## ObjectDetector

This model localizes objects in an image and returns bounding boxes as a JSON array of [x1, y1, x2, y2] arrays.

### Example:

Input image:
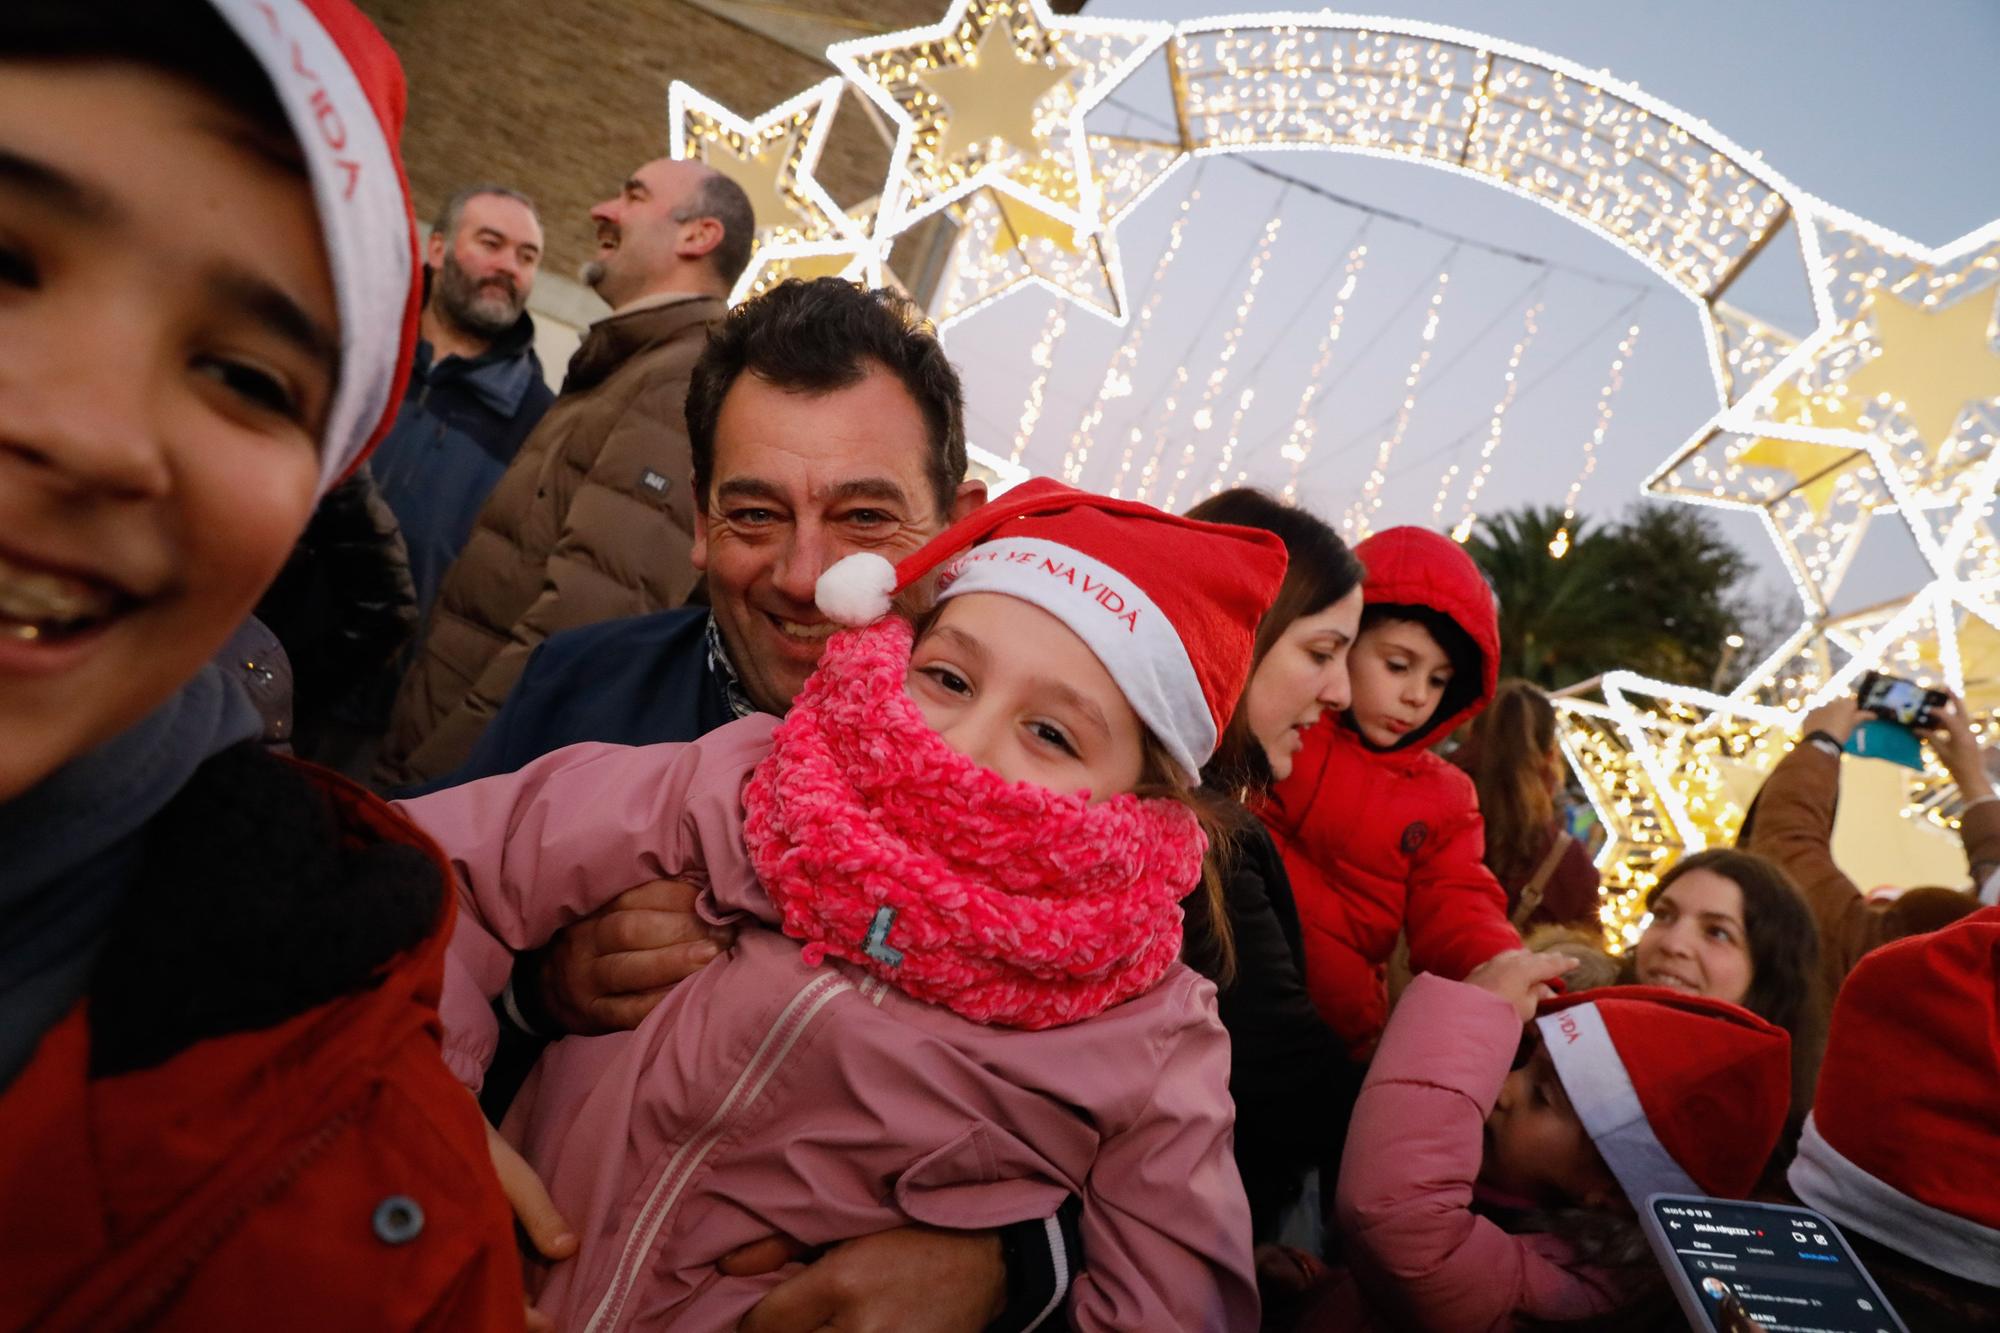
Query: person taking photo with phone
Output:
[[1740, 690, 1998, 996]]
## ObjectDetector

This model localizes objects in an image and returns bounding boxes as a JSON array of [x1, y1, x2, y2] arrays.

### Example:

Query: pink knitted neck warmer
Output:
[[742, 617, 1204, 1031]]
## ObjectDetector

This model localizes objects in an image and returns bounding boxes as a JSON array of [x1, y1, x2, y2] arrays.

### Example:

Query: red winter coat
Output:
[[0, 758, 523, 1332], [1262, 527, 1520, 1057]]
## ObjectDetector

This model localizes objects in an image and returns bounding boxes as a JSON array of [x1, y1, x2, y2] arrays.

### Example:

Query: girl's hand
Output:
[[1465, 949, 1578, 1021]]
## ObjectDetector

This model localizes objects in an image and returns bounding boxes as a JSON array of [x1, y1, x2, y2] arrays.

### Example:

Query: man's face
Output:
[[693, 362, 983, 715], [0, 61, 335, 801], [582, 158, 704, 309], [428, 192, 541, 337]]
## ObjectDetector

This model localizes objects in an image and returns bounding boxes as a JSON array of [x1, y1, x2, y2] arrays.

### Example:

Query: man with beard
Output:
[[380, 160, 750, 787], [372, 185, 554, 619]]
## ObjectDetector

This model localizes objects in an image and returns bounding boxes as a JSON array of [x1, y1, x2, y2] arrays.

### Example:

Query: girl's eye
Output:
[[194, 356, 302, 420], [920, 665, 970, 695], [0, 242, 39, 290], [1030, 721, 1078, 757]]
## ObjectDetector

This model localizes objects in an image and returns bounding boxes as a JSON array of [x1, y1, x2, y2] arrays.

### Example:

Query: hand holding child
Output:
[[1465, 949, 1578, 1021]]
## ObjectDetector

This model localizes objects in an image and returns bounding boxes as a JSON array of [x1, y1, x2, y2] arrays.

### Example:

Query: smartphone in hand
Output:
[[1640, 1194, 1906, 1333]]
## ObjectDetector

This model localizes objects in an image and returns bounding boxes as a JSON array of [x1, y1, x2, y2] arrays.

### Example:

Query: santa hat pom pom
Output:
[[816, 553, 898, 625]]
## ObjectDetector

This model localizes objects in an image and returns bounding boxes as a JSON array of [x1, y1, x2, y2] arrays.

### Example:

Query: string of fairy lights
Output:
[[668, 1, 2000, 946], [1280, 226, 1374, 502], [1349, 250, 1459, 540], [1156, 207, 1287, 512], [1552, 319, 1646, 558], [1444, 286, 1544, 541], [1060, 165, 1205, 484], [1008, 303, 1068, 465]]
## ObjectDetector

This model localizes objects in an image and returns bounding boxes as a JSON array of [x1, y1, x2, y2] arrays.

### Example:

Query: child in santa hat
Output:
[[403, 478, 1288, 1330], [1787, 906, 2000, 1331], [0, 1, 525, 1327], [1261, 525, 1522, 1061], [1299, 951, 1792, 1331]]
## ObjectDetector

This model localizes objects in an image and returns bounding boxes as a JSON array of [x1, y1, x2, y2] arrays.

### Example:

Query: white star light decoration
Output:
[[665, 9, 2000, 930], [668, 77, 885, 304], [825, 0, 1169, 244]]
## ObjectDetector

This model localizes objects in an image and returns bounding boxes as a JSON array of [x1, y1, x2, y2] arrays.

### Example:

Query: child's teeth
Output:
[[0, 553, 119, 624]]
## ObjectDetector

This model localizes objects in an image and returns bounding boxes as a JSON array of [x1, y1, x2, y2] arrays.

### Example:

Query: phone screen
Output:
[[1644, 1196, 1906, 1333], [1856, 672, 1945, 729]]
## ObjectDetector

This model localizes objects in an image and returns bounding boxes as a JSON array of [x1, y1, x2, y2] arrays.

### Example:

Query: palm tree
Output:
[[1462, 506, 1620, 688], [1464, 503, 1753, 689]]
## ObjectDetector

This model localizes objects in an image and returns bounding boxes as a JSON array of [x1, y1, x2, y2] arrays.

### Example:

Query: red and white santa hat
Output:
[[1788, 907, 2000, 1287], [208, 0, 423, 498], [814, 478, 1289, 782], [1535, 986, 1791, 1203]]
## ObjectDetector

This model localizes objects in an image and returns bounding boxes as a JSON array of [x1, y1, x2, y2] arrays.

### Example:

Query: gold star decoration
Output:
[[668, 77, 883, 302], [1839, 287, 2000, 463], [1731, 382, 1868, 517], [992, 189, 1082, 255], [827, 0, 1170, 260], [916, 22, 1075, 167], [929, 185, 1125, 331]]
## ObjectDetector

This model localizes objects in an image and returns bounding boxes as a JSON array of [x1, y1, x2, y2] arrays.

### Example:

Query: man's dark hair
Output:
[[675, 169, 755, 288], [431, 184, 538, 242], [685, 278, 968, 515]]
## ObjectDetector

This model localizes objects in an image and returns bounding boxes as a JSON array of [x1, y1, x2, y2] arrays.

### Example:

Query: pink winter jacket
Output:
[[1318, 974, 1623, 1332], [400, 717, 1258, 1332]]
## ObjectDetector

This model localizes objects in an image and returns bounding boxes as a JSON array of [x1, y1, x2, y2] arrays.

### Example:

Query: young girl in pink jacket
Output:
[[403, 480, 1285, 1331], [1307, 953, 1793, 1331]]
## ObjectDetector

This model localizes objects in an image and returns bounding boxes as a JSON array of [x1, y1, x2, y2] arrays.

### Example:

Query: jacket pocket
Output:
[[892, 1124, 1069, 1231]]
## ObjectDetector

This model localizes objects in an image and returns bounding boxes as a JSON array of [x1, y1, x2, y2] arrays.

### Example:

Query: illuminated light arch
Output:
[[668, 7, 2000, 938]]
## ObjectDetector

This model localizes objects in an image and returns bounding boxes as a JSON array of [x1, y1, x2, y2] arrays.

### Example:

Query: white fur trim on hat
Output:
[[1789, 1113, 2000, 1287], [1537, 1001, 1700, 1206], [816, 553, 898, 626], [210, 0, 415, 496], [933, 537, 1212, 782]]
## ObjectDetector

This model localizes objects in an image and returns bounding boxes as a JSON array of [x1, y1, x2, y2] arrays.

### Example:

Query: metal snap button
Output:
[[372, 1194, 425, 1245]]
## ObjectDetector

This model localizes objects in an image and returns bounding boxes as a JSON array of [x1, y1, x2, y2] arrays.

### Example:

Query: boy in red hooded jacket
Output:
[[1263, 526, 1521, 1058]]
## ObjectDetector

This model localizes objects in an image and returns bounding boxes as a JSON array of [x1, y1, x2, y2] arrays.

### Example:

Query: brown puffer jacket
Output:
[[379, 294, 724, 787]]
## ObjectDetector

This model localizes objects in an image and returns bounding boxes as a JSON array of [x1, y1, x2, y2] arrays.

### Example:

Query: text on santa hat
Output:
[[952, 548, 1142, 633], [1556, 1011, 1582, 1044], [252, 1, 365, 200]]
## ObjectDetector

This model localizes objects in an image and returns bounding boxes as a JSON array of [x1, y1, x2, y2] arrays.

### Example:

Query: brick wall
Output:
[[354, 0, 936, 284]]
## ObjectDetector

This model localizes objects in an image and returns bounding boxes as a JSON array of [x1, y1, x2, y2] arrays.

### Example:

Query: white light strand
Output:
[[1450, 293, 1546, 541], [1279, 227, 1373, 502], [1206, 386, 1259, 498], [1155, 209, 1287, 511], [1553, 319, 1645, 555], [1008, 302, 1070, 466], [1350, 248, 1459, 539], [1064, 171, 1203, 484]]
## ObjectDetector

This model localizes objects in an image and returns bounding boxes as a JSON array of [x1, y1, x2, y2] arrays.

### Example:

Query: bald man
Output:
[[382, 160, 754, 785]]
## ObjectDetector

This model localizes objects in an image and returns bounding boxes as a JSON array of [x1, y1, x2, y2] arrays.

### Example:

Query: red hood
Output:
[[1353, 526, 1499, 751]]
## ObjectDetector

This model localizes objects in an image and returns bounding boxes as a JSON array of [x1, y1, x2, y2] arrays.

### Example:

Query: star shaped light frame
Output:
[[663, 8, 2000, 931], [668, 77, 886, 304]]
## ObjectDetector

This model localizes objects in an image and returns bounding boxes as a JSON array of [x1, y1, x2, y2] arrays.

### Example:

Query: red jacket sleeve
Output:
[[1403, 773, 1521, 981]]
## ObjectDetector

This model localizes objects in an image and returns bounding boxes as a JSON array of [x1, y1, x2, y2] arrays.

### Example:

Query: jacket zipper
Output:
[[583, 971, 854, 1333], [105, 1100, 365, 1332]]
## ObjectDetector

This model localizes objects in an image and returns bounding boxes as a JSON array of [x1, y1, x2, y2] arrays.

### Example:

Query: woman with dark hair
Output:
[[1179, 489, 1365, 1251], [1626, 848, 1826, 1128], [1453, 679, 1600, 931]]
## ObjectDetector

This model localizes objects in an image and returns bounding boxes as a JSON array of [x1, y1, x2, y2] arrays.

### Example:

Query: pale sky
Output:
[[941, 0, 2000, 616]]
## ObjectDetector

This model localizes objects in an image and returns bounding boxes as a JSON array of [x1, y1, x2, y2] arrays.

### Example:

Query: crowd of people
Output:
[[4, 3, 1997, 1331]]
